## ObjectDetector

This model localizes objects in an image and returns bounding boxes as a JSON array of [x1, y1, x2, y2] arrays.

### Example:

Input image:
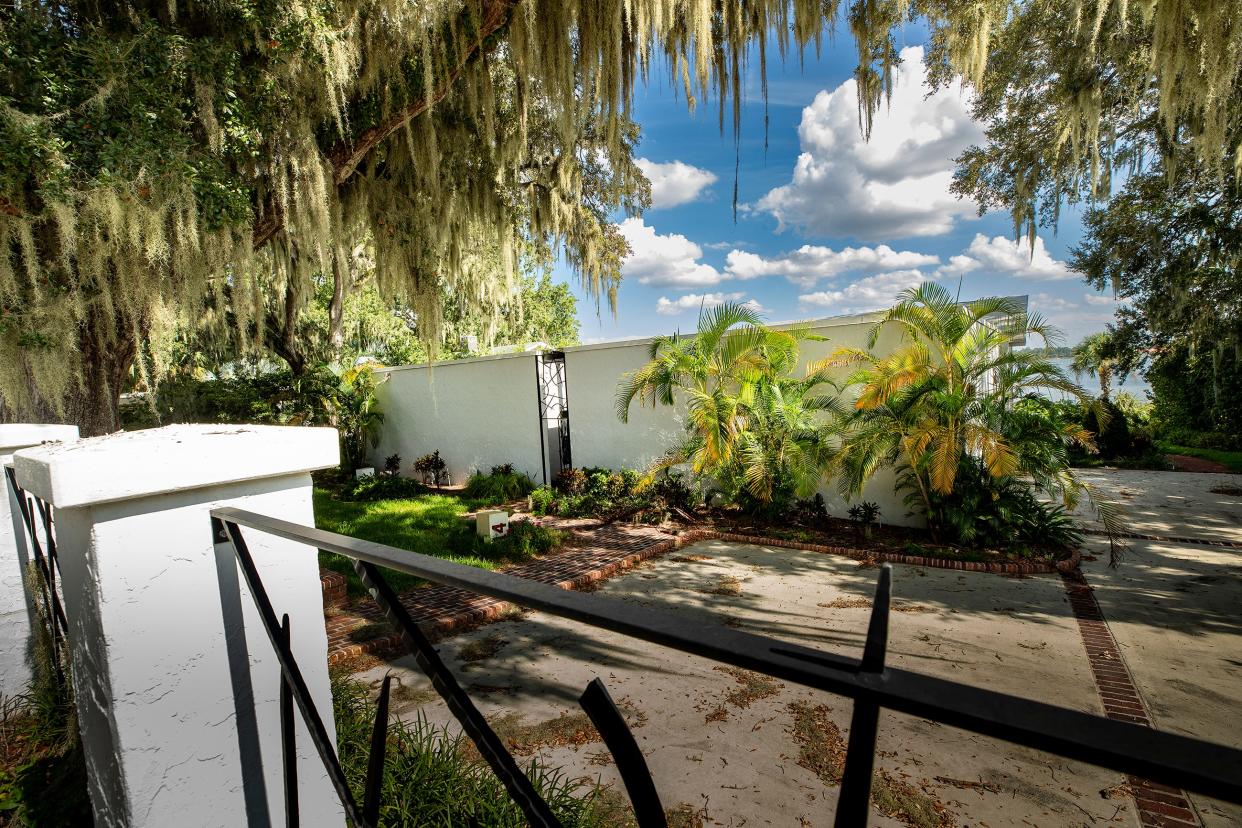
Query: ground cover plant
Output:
[[464, 465, 537, 503], [332, 671, 628, 827], [314, 487, 563, 598], [529, 467, 696, 524]]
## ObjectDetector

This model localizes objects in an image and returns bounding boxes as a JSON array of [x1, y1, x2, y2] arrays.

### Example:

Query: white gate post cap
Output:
[[0, 424, 79, 457], [13, 424, 339, 507]]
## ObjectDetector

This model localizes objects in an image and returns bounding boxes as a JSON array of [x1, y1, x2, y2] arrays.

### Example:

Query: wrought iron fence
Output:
[[5, 467, 68, 688], [211, 506, 1242, 827]]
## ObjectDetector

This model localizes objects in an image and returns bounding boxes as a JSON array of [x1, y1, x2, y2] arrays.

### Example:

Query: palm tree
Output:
[[1070, 332, 1117, 399], [615, 302, 843, 506], [822, 283, 1125, 559]]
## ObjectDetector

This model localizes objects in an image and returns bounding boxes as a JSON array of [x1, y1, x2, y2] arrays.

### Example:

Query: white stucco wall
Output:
[[561, 314, 920, 526], [13, 425, 343, 827], [370, 311, 926, 526], [373, 352, 544, 484]]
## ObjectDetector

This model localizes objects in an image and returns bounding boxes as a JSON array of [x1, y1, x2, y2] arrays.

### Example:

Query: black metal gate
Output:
[[536, 351, 572, 483]]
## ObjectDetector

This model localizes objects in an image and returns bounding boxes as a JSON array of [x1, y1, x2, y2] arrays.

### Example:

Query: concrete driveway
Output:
[[1070, 469, 1242, 827], [351, 469, 1241, 826]]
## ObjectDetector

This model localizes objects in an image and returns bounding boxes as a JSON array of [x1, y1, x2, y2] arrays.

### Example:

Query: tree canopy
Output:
[[4, 0, 1236, 433]]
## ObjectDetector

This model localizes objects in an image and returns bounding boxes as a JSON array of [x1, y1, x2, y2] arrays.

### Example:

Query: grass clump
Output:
[[458, 633, 509, 664], [697, 575, 742, 597], [478, 520, 564, 562], [464, 466, 536, 504], [785, 702, 953, 828], [332, 671, 628, 827]]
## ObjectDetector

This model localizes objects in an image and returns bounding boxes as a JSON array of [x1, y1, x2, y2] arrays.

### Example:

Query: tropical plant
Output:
[[1070, 333, 1118, 400], [322, 365, 386, 472], [616, 302, 843, 509], [848, 501, 881, 540], [413, 452, 449, 487], [826, 283, 1125, 562], [383, 454, 402, 475]]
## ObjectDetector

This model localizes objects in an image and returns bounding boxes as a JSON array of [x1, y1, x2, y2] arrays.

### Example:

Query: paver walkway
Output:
[[325, 518, 677, 663]]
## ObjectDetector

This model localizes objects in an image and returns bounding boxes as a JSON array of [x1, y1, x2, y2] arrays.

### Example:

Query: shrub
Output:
[[916, 458, 1082, 554], [383, 454, 402, 475], [464, 468, 536, 504], [490, 462, 516, 476], [413, 451, 449, 486], [553, 467, 587, 495], [791, 493, 829, 525], [331, 670, 618, 827], [649, 471, 696, 513], [529, 486, 557, 516], [847, 501, 881, 539], [476, 520, 564, 562], [338, 475, 428, 502]]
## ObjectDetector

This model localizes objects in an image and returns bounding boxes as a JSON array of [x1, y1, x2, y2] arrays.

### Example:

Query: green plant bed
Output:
[[1157, 443, 1242, 473], [313, 490, 564, 598], [332, 671, 626, 827]]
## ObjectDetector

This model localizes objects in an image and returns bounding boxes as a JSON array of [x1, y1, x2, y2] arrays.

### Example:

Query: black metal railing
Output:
[[211, 506, 1242, 827], [5, 467, 69, 688]]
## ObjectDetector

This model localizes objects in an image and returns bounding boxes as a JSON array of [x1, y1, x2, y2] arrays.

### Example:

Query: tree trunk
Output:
[[266, 279, 308, 376], [2, 309, 139, 437], [328, 254, 346, 356]]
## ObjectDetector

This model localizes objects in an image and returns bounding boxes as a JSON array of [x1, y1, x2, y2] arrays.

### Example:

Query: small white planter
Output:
[[475, 510, 509, 542]]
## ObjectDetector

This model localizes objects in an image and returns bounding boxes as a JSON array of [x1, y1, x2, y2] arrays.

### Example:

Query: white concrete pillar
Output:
[[13, 425, 346, 827], [0, 424, 79, 697]]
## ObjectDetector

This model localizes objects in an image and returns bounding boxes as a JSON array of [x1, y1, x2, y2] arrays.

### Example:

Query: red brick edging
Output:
[[321, 569, 347, 609], [325, 524, 1078, 663], [1060, 571, 1201, 826], [680, 528, 1080, 574]]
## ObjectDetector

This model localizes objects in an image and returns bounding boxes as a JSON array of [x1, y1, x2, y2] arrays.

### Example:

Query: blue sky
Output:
[[555, 25, 1123, 346]]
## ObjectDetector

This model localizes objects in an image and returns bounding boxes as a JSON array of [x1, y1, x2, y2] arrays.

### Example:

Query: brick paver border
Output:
[[323, 523, 1078, 664], [1061, 571, 1202, 827]]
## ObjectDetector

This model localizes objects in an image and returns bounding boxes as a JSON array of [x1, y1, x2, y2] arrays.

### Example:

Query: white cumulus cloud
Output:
[[617, 217, 722, 287], [798, 270, 932, 315], [755, 46, 983, 240], [655, 292, 768, 316], [636, 158, 718, 209], [725, 245, 939, 288], [943, 234, 1074, 281]]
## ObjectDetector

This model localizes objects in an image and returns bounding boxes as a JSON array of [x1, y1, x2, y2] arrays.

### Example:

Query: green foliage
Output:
[[616, 301, 841, 508], [331, 671, 618, 827], [313, 489, 488, 597], [913, 459, 1083, 555], [338, 475, 428, 502], [463, 468, 536, 504], [537, 467, 695, 521], [529, 486, 557, 516], [383, 454, 402, 474], [832, 283, 1124, 561], [0, 567, 91, 826], [413, 451, 449, 487], [327, 365, 386, 471], [1155, 443, 1242, 473], [477, 520, 563, 562], [1070, 333, 1120, 400]]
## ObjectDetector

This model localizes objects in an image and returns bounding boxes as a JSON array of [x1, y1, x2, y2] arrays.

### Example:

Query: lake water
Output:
[[1044, 357, 1152, 401]]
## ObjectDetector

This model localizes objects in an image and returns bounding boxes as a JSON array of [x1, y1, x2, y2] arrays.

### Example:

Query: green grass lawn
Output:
[[314, 488, 499, 597], [1157, 443, 1242, 473]]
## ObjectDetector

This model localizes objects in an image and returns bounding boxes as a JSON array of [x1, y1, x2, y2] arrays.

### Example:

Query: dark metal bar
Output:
[[210, 507, 1242, 806], [579, 678, 667, 828], [352, 559, 564, 828], [833, 565, 892, 826], [216, 519, 373, 828], [363, 675, 392, 827], [279, 614, 299, 828]]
